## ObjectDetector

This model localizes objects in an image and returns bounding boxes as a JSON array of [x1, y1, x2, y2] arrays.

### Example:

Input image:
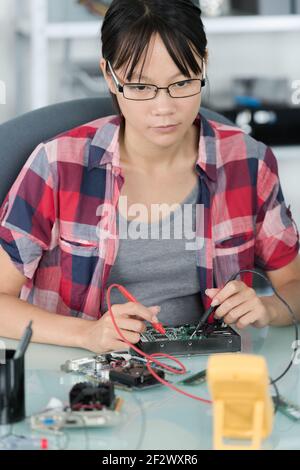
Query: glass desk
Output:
[[1, 325, 300, 450]]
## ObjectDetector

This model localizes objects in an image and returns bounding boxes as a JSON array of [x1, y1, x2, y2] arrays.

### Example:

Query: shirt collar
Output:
[[195, 112, 218, 182], [88, 114, 123, 171], [88, 111, 217, 181]]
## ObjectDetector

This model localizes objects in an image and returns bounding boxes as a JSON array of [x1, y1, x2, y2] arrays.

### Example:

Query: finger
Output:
[[222, 299, 254, 324], [214, 288, 256, 319], [236, 310, 264, 329], [130, 306, 160, 323], [116, 302, 160, 323], [114, 317, 147, 334], [205, 288, 221, 299], [209, 281, 247, 307], [237, 303, 270, 329]]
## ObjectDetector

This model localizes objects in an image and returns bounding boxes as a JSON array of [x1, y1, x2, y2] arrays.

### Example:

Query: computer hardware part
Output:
[[31, 406, 123, 431], [130, 322, 241, 357], [61, 353, 123, 382], [177, 369, 206, 386], [61, 357, 96, 373], [60, 353, 166, 390], [272, 395, 300, 421], [31, 381, 123, 432], [109, 362, 165, 389], [69, 381, 115, 410]]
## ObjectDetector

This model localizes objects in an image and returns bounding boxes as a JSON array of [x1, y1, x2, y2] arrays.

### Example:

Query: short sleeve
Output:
[[254, 146, 299, 271], [0, 143, 56, 279]]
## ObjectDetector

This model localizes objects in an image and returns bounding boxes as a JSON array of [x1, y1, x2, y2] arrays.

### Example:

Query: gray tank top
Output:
[[101, 179, 204, 326]]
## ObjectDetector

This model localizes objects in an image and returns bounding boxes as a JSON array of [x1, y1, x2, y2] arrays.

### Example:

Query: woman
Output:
[[0, 0, 299, 353]]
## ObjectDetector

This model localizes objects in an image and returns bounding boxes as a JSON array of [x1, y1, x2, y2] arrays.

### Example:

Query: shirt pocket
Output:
[[58, 235, 99, 256], [214, 230, 255, 254], [213, 228, 256, 286]]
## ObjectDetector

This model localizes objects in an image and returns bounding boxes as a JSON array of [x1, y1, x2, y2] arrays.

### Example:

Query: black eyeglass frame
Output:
[[106, 60, 206, 101]]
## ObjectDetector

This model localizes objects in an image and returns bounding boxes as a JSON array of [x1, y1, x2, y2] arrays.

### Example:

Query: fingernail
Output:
[[211, 298, 220, 307]]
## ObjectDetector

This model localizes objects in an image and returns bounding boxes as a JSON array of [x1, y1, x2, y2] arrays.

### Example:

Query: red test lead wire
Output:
[[151, 322, 166, 335], [116, 284, 166, 335], [106, 283, 212, 405]]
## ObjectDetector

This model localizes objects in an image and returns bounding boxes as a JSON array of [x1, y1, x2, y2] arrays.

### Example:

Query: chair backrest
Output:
[[0, 97, 235, 206]]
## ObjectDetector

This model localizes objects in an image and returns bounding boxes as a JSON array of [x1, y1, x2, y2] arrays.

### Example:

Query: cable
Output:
[[106, 270, 298, 403], [106, 283, 211, 404], [228, 269, 299, 385], [271, 379, 280, 415], [189, 305, 217, 339]]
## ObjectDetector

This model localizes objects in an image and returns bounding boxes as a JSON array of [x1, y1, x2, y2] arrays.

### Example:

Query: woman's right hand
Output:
[[80, 301, 161, 353]]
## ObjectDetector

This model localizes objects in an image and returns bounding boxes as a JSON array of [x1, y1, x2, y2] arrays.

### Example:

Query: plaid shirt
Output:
[[0, 112, 299, 320]]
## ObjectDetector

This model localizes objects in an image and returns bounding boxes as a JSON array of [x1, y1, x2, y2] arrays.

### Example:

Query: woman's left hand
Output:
[[205, 281, 275, 329]]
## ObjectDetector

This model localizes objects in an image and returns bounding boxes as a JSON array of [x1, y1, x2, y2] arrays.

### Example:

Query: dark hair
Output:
[[101, 0, 208, 114]]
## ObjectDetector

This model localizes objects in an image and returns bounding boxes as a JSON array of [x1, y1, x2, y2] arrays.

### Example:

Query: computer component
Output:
[[31, 380, 123, 431], [272, 395, 300, 421], [69, 381, 115, 410], [109, 362, 165, 389], [31, 406, 123, 431], [60, 357, 96, 373], [61, 353, 127, 382], [61, 352, 165, 390], [177, 369, 206, 386], [130, 322, 241, 357]]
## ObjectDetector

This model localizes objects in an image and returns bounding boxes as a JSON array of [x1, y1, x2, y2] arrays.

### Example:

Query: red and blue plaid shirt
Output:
[[0, 112, 299, 320]]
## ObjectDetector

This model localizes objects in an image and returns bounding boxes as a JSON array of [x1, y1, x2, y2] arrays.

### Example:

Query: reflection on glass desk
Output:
[[1, 325, 300, 450]]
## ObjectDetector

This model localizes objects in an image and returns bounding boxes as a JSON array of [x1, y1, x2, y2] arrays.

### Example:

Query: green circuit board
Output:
[[131, 321, 241, 356], [141, 322, 232, 342]]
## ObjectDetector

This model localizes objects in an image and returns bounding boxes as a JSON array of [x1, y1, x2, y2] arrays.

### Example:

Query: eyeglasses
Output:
[[107, 60, 206, 101]]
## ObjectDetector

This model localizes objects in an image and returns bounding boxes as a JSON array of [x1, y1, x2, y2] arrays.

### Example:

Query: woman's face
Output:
[[100, 33, 204, 149]]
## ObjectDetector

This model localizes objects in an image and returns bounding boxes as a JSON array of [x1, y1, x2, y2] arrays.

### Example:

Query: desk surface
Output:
[[1, 325, 300, 450]]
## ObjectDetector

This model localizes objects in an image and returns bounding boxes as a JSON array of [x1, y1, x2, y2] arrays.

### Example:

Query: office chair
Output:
[[0, 97, 235, 207]]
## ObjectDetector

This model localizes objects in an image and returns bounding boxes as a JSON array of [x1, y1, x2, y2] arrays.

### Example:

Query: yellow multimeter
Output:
[[207, 354, 274, 450]]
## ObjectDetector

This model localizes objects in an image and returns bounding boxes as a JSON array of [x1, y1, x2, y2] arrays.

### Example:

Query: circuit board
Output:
[[130, 322, 241, 356], [61, 353, 165, 390]]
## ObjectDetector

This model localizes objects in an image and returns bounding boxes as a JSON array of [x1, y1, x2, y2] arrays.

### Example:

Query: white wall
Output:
[[0, 0, 16, 123], [205, 30, 300, 105], [1, 3, 300, 119], [205, 30, 300, 229]]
